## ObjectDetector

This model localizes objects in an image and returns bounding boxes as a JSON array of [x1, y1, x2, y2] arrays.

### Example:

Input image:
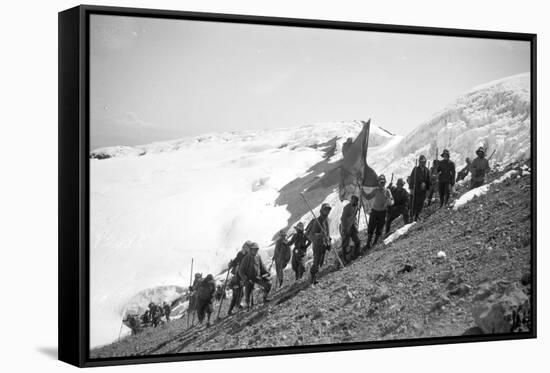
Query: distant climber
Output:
[[456, 157, 472, 183], [214, 284, 226, 302], [238, 242, 272, 310], [195, 274, 216, 326], [141, 309, 150, 326], [124, 313, 141, 335], [226, 241, 250, 315], [148, 302, 162, 327], [362, 174, 394, 250], [288, 222, 311, 281], [409, 155, 431, 221], [437, 149, 456, 207], [191, 273, 203, 291], [385, 178, 409, 235], [186, 273, 203, 324], [162, 301, 171, 323], [305, 203, 332, 285], [340, 195, 361, 263], [470, 147, 491, 189], [427, 159, 440, 206], [272, 230, 291, 288]]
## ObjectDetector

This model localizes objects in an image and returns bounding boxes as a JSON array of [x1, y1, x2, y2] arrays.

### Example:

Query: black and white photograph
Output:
[[83, 10, 534, 361]]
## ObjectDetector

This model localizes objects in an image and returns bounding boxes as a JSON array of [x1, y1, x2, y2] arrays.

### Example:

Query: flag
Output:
[[339, 120, 378, 211]]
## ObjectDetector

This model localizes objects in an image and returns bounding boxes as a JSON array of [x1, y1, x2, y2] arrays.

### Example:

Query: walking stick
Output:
[[410, 158, 418, 221], [187, 258, 194, 327], [488, 149, 497, 161], [299, 193, 345, 268], [216, 269, 231, 319], [355, 179, 369, 229], [190, 261, 194, 288], [117, 319, 124, 342]]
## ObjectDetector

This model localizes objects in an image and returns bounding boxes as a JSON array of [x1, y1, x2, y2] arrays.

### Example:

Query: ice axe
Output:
[[410, 157, 418, 222]]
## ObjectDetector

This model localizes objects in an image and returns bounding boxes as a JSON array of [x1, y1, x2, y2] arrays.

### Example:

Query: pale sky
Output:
[[90, 15, 530, 149]]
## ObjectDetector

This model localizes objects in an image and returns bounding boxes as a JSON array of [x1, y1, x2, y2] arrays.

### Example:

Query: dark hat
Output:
[[378, 174, 386, 182], [419, 155, 426, 162], [295, 222, 304, 230], [350, 195, 359, 201], [396, 178, 405, 185], [195, 273, 202, 278], [441, 149, 450, 157], [242, 240, 253, 250], [321, 203, 332, 210], [476, 147, 485, 155], [249, 242, 260, 250]]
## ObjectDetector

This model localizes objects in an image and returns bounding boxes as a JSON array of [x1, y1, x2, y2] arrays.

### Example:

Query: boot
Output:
[[364, 234, 373, 252], [310, 272, 318, 285], [372, 235, 380, 247]]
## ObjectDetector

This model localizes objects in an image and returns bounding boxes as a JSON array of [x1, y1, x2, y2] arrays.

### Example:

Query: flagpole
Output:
[[360, 120, 371, 228]]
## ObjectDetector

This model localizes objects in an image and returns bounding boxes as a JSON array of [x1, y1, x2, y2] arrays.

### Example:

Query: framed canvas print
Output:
[[58, 5, 537, 367]]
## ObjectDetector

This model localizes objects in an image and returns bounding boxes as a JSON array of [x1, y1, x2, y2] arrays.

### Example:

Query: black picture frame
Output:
[[59, 4, 537, 368]]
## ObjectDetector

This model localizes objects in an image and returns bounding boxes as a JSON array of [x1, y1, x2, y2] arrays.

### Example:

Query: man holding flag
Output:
[[339, 119, 382, 251]]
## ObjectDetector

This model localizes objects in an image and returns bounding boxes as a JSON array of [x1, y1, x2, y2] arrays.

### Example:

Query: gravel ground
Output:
[[90, 161, 532, 358]]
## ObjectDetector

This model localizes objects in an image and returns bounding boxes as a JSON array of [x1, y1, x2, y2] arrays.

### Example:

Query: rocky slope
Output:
[[90, 160, 532, 358]]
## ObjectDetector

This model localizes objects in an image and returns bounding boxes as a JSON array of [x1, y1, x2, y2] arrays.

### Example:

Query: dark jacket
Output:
[[238, 253, 268, 281], [228, 250, 247, 275], [306, 216, 330, 247], [288, 231, 310, 255], [390, 186, 409, 207], [470, 157, 490, 182], [196, 276, 216, 302], [409, 165, 431, 192], [437, 159, 456, 185], [191, 277, 203, 291], [273, 237, 291, 266]]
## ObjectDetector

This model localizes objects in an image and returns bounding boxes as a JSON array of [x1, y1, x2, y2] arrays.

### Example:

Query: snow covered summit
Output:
[[381, 73, 531, 177]]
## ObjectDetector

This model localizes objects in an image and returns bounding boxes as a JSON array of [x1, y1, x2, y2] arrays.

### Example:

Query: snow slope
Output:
[[90, 121, 396, 347], [90, 73, 530, 347]]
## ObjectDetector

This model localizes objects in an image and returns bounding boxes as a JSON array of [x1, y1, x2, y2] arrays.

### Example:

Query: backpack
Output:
[[196, 280, 214, 301]]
